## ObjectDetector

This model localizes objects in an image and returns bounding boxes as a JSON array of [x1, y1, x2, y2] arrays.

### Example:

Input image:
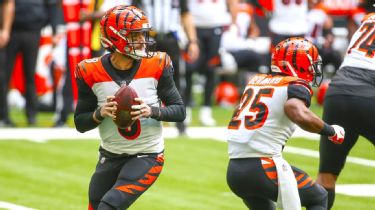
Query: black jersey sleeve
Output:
[[287, 80, 313, 107], [154, 64, 186, 122], [73, 76, 100, 133]]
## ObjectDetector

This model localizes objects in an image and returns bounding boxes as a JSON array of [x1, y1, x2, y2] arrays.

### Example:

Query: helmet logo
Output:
[[270, 65, 281, 72]]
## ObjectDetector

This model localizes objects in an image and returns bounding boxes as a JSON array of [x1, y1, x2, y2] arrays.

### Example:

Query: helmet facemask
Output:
[[309, 55, 323, 87], [121, 29, 156, 59], [105, 26, 156, 60]]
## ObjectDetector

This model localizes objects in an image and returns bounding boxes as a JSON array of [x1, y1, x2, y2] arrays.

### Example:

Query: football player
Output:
[[317, 12, 375, 209], [226, 37, 345, 210], [73, 6, 185, 210], [306, 0, 342, 75]]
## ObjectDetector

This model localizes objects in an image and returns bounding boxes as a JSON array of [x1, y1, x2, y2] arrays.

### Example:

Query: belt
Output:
[[99, 146, 163, 159]]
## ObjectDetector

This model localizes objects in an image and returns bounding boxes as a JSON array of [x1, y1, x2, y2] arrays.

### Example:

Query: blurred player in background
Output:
[[184, 0, 238, 126], [317, 12, 375, 210], [0, 0, 14, 127], [226, 37, 345, 210], [306, 0, 342, 76], [74, 6, 185, 209], [251, 0, 309, 74]]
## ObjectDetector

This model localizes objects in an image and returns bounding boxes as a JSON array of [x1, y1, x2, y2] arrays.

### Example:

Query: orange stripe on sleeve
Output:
[[138, 174, 158, 185], [116, 184, 146, 194], [298, 177, 313, 188], [296, 174, 304, 181], [149, 166, 163, 174], [266, 171, 278, 179]]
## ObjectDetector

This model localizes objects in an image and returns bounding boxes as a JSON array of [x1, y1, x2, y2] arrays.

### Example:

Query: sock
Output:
[[326, 188, 336, 209], [97, 201, 116, 210]]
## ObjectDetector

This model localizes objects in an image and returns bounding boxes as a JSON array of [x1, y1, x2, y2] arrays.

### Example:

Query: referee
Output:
[[133, 0, 199, 135]]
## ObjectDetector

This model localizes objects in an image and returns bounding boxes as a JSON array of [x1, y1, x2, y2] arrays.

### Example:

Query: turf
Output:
[[0, 137, 373, 210]]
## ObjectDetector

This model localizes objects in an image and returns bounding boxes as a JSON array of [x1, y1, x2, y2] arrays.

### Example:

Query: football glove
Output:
[[328, 125, 345, 144]]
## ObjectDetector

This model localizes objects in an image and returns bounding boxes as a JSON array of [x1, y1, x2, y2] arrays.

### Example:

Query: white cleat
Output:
[[184, 107, 192, 125], [199, 106, 216, 126]]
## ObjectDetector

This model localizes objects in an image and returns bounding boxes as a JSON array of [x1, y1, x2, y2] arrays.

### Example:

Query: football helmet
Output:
[[271, 37, 323, 86], [100, 5, 155, 59]]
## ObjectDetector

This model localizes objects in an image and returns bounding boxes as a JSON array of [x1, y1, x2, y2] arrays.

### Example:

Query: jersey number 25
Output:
[[228, 87, 274, 130]]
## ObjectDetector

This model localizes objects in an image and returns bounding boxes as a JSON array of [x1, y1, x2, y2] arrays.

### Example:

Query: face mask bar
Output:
[[122, 29, 156, 59], [311, 56, 323, 87]]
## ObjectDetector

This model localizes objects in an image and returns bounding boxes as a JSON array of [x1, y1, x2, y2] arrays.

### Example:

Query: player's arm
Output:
[[227, 0, 239, 25], [285, 98, 328, 133], [284, 82, 344, 143], [152, 64, 186, 122], [0, 0, 14, 48], [180, 0, 199, 61], [73, 62, 118, 132], [73, 76, 100, 133]]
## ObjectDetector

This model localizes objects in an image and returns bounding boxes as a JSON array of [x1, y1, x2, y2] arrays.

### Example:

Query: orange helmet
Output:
[[215, 82, 239, 107], [271, 37, 323, 86], [100, 5, 155, 59]]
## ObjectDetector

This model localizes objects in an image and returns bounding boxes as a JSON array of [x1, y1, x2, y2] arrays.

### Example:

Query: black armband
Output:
[[150, 106, 161, 120], [319, 122, 335, 136], [94, 107, 104, 122]]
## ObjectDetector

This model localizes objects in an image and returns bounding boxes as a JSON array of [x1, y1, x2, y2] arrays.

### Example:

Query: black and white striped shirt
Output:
[[134, 0, 188, 34]]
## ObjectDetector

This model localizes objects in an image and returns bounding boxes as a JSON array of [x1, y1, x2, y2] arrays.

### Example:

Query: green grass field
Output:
[[0, 137, 374, 210], [0, 100, 374, 210]]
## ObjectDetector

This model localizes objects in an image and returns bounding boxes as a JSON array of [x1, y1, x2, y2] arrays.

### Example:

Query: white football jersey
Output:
[[341, 13, 375, 71], [100, 0, 133, 12], [221, 3, 254, 50], [76, 52, 170, 155], [188, 0, 231, 27], [306, 6, 328, 44], [227, 74, 312, 158], [269, 0, 308, 35]]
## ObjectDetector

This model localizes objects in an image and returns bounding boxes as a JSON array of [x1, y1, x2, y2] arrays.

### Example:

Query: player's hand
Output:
[[187, 41, 199, 62], [101, 96, 118, 120], [328, 125, 345, 144], [130, 98, 151, 120]]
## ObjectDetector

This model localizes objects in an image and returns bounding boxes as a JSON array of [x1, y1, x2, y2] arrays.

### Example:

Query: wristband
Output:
[[189, 40, 198, 44], [319, 122, 335, 136], [94, 107, 104, 122], [150, 106, 161, 120]]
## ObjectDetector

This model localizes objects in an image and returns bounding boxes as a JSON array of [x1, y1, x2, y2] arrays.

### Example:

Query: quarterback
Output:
[[74, 5, 185, 210], [226, 37, 345, 210]]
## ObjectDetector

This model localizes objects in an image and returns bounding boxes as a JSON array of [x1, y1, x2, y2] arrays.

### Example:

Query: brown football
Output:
[[113, 84, 139, 129]]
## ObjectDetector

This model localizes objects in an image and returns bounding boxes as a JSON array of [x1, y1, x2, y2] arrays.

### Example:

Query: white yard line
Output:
[[0, 127, 372, 167], [284, 146, 375, 167], [0, 126, 319, 141], [336, 184, 375, 197], [0, 202, 36, 210]]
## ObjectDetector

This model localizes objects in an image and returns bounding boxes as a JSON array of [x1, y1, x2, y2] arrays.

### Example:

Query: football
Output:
[[113, 84, 140, 129]]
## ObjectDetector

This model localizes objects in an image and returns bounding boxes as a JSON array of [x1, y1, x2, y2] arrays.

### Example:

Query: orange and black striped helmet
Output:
[[271, 37, 323, 86], [100, 5, 155, 59]]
